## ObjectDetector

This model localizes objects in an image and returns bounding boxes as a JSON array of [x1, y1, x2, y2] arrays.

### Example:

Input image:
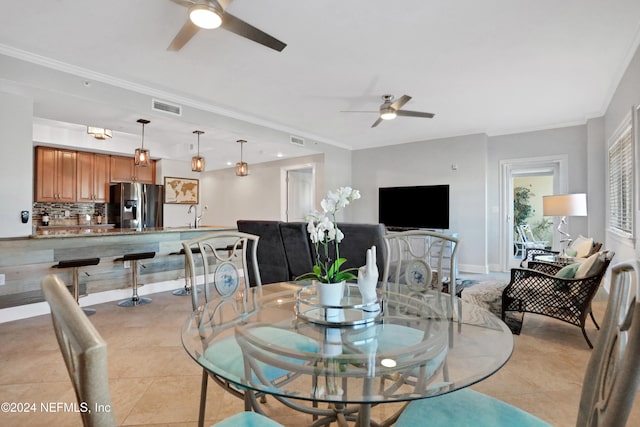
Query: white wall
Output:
[[351, 133, 489, 273], [586, 117, 606, 245], [0, 90, 34, 237], [200, 154, 326, 227], [603, 42, 640, 264]]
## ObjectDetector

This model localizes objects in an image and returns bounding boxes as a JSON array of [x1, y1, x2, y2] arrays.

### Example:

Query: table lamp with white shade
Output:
[[542, 193, 587, 256]]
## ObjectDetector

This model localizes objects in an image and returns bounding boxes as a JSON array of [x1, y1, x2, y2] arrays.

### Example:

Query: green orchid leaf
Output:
[[334, 271, 357, 282], [327, 258, 346, 275]]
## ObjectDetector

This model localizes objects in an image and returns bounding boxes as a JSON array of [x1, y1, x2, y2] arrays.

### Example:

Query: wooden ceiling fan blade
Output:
[[371, 117, 384, 128], [167, 20, 200, 51], [221, 12, 287, 51], [396, 110, 435, 118], [390, 94, 411, 110]]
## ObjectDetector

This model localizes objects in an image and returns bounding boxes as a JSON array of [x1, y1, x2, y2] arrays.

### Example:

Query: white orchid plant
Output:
[[297, 187, 361, 284]]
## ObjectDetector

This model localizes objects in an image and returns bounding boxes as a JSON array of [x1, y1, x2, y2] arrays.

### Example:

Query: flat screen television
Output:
[[379, 185, 449, 230]]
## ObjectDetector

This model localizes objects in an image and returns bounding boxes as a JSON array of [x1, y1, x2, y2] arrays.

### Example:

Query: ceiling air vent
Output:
[[152, 99, 182, 116], [289, 135, 305, 147]]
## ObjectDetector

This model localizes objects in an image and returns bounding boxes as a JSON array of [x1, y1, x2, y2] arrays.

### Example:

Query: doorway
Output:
[[500, 156, 568, 270], [281, 165, 315, 222]]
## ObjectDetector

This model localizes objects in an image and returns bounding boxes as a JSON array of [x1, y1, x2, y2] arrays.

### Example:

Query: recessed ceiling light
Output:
[[87, 126, 112, 140]]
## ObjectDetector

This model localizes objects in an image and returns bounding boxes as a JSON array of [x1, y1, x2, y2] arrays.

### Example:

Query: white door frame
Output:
[[280, 163, 316, 221], [499, 155, 568, 271]]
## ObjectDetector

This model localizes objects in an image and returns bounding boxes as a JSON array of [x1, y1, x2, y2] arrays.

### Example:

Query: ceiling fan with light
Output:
[[168, 0, 286, 52], [342, 94, 435, 128]]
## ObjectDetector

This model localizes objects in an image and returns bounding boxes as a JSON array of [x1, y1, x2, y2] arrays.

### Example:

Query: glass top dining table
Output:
[[181, 281, 514, 427]]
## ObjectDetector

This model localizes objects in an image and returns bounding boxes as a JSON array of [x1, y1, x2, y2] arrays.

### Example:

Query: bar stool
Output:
[[169, 247, 201, 296], [115, 252, 155, 307], [52, 257, 100, 316]]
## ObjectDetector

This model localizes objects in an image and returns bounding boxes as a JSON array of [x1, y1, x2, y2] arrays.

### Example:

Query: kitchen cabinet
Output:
[[110, 155, 155, 184], [77, 152, 110, 202], [35, 147, 77, 202]]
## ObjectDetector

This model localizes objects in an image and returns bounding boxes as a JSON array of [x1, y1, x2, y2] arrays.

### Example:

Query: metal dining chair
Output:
[[394, 259, 640, 427], [42, 273, 283, 427], [383, 230, 460, 314], [182, 231, 318, 427]]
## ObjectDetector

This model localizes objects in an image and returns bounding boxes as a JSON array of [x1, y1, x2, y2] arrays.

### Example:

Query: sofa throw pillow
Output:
[[553, 262, 581, 291], [555, 263, 581, 279], [575, 252, 604, 279], [570, 235, 594, 258], [565, 248, 578, 257]]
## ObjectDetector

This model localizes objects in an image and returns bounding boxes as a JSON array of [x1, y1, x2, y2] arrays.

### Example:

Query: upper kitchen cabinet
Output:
[[110, 155, 156, 184], [77, 152, 110, 202], [35, 147, 77, 202]]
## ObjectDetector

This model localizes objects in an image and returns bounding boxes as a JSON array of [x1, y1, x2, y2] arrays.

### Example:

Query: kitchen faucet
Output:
[[187, 204, 208, 228]]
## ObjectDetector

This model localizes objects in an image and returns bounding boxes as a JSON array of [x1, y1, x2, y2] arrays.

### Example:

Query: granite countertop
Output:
[[30, 225, 235, 239]]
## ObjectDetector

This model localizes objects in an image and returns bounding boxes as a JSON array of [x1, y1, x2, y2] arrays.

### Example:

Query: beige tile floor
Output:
[[1, 278, 639, 427]]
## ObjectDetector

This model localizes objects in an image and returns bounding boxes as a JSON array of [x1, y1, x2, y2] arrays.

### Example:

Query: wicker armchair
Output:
[[502, 251, 614, 348]]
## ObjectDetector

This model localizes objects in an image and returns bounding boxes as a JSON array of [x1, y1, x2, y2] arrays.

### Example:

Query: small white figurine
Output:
[[358, 245, 380, 312]]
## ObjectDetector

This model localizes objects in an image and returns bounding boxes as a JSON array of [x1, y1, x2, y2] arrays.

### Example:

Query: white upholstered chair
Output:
[[42, 273, 282, 427], [395, 259, 640, 426]]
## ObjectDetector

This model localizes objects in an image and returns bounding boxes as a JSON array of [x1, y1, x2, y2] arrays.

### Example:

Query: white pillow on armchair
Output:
[[570, 235, 593, 258]]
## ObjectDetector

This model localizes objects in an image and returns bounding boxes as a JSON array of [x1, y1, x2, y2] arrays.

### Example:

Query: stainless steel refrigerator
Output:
[[108, 183, 163, 230]]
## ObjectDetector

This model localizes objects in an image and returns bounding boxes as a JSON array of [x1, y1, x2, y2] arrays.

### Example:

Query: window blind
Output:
[[608, 123, 633, 234]]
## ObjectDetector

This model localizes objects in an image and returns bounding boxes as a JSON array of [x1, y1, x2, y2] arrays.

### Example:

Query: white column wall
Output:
[[0, 90, 33, 237]]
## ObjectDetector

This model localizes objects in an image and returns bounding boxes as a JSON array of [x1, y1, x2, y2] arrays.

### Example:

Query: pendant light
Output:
[[191, 130, 205, 172], [235, 139, 249, 176], [134, 119, 151, 167]]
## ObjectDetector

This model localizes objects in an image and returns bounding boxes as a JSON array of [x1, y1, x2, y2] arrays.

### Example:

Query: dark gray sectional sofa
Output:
[[237, 220, 387, 284]]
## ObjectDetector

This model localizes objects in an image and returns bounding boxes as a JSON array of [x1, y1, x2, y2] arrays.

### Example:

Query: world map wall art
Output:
[[164, 177, 199, 204]]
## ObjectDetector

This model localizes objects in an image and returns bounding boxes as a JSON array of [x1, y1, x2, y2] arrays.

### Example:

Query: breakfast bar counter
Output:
[[0, 226, 235, 309]]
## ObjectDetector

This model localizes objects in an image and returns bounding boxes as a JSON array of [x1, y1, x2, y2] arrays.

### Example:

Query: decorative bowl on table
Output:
[[294, 283, 383, 326]]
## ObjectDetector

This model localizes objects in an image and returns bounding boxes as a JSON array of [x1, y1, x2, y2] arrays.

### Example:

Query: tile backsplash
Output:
[[33, 202, 106, 226]]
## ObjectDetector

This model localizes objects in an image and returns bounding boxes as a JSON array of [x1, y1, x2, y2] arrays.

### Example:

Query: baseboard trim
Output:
[[459, 264, 490, 274], [0, 279, 185, 324]]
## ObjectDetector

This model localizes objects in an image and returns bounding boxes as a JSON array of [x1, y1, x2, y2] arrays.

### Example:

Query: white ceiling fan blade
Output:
[[390, 95, 411, 110], [396, 110, 435, 118], [221, 12, 287, 51]]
